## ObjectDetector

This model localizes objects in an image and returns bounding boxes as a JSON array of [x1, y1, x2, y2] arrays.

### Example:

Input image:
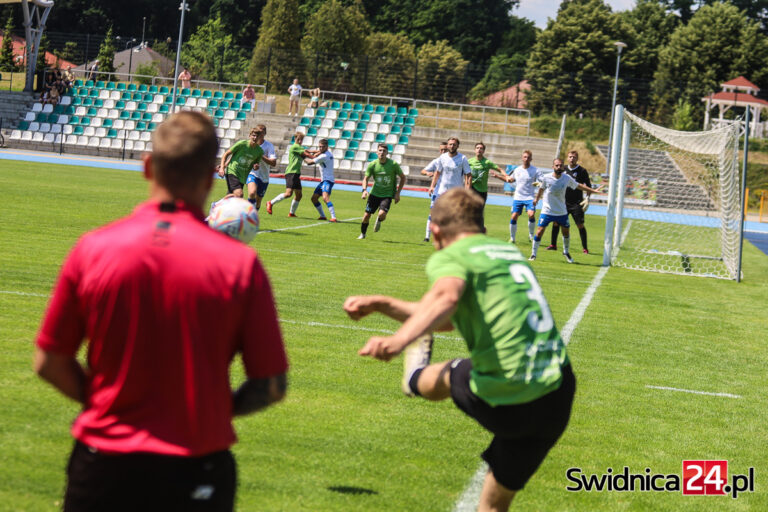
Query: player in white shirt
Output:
[[420, 142, 448, 242], [529, 158, 604, 263], [499, 150, 540, 243], [305, 138, 337, 222], [426, 137, 471, 241], [288, 78, 302, 117], [245, 124, 277, 211]]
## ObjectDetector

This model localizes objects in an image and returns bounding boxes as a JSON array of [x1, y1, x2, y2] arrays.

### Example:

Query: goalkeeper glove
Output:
[[580, 196, 590, 213]]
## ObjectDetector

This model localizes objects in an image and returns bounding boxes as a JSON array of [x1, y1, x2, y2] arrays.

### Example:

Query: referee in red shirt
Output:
[[34, 111, 288, 512]]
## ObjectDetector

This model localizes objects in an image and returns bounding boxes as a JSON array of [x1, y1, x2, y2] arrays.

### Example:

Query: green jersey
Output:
[[468, 157, 499, 193], [365, 158, 403, 198], [285, 143, 306, 175], [426, 234, 568, 406], [226, 140, 264, 185]]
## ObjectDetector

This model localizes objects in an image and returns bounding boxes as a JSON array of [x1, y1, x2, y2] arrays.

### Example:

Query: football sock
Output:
[[327, 202, 336, 218], [510, 219, 517, 240], [528, 219, 536, 237], [551, 224, 560, 246], [425, 215, 431, 239], [289, 200, 299, 214], [270, 193, 285, 205], [579, 227, 588, 250], [314, 202, 325, 216], [361, 222, 369, 235], [532, 237, 541, 256], [408, 367, 424, 397], [247, 198, 256, 205], [563, 236, 571, 254]]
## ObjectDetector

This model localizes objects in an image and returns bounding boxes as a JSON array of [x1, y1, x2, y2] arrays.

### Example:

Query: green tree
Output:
[[134, 61, 159, 85], [36, 33, 50, 72], [0, 14, 15, 72], [468, 16, 537, 101], [55, 41, 81, 65], [672, 99, 696, 131], [248, 0, 303, 92], [95, 26, 117, 77], [364, 32, 416, 96], [416, 40, 468, 102], [182, 14, 247, 83], [301, 0, 369, 90], [652, 2, 768, 122], [524, 0, 629, 115]]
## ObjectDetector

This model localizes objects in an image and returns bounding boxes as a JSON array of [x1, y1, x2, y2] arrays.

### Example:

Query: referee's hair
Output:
[[151, 111, 218, 191], [431, 188, 484, 239]]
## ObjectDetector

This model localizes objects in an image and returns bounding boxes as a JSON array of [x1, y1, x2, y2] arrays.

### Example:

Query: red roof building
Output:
[[702, 76, 767, 137], [0, 31, 76, 70]]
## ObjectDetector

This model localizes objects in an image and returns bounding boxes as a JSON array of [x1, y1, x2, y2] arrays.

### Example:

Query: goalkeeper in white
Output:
[[530, 158, 603, 263], [547, 150, 593, 253]]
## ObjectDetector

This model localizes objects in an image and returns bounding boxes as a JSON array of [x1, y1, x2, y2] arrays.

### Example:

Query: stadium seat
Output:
[[202, 90, 212, 98], [142, 112, 153, 121], [218, 100, 229, 109], [316, 108, 326, 118], [386, 106, 396, 115], [337, 111, 349, 121], [73, 125, 84, 136], [335, 139, 348, 150], [350, 112, 362, 122], [191, 89, 201, 98], [341, 120, 354, 131], [344, 149, 356, 160], [74, 79, 83, 87], [373, 105, 384, 114], [317, 128, 329, 138], [390, 125, 401, 135], [368, 152, 379, 160], [137, 103, 147, 112], [105, 82, 115, 90], [28, 121, 40, 131], [223, 110, 235, 120], [181, 88, 191, 96], [64, 134, 77, 144], [134, 141, 146, 151], [140, 131, 151, 141], [386, 134, 397, 145], [397, 106, 407, 116], [186, 98, 197, 107], [85, 80, 94, 88], [124, 139, 134, 150], [103, 99, 115, 109], [356, 122, 367, 131], [221, 139, 232, 149], [152, 113, 164, 123], [363, 132, 374, 142], [148, 122, 157, 131], [42, 103, 53, 113], [339, 159, 352, 170], [98, 89, 110, 99], [63, 124, 73, 134], [35, 112, 47, 122], [117, 83, 126, 91], [236, 111, 246, 121], [68, 115, 80, 125], [147, 103, 158, 113], [341, 102, 352, 111], [99, 138, 111, 149], [137, 84, 148, 93], [367, 123, 379, 133], [111, 138, 123, 149], [404, 117, 415, 126], [60, 96, 72, 106], [321, 118, 333, 129], [349, 140, 359, 151], [88, 136, 100, 147], [225, 129, 236, 139], [378, 124, 390, 135], [352, 131, 363, 141], [398, 135, 409, 145], [24, 112, 35, 122], [382, 114, 393, 124], [84, 126, 95, 136], [387, 143, 394, 153], [213, 91, 223, 99], [106, 128, 118, 138], [331, 120, 344, 130], [97, 108, 108, 117], [240, 102, 252, 112], [375, 133, 386, 143], [128, 130, 140, 141], [80, 117, 91, 126], [325, 109, 337, 120], [119, 110, 131, 120], [359, 141, 371, 152], [124, 120, 136, 130], [110, 91, 120, 100], [9, 129, 21, 140], [224, 92, 234, 100], [113, 119, 124, 130], [351, 160, 363, 171], [355, 151, 367, 161], [76, 135, 88, 145], [394, 144, 406, 155], [402, 126, 412, 135], [159, 86, 169, 94], [329, 129, 341, 139], [127, 84, 137, 92], [17, 120, 30, 130], [21, 130, 32, 141], [394, 116, 405, 125], [310, 118, 322, 128], [340, 130, 352, 139], [364, 105, 374, 113], [370, 113, 382, 124], [43, 133, 56, 143], [51, 124, 62, 134], [332, 148, 344, 160], [230, 120, 241, 130], [196, 98, 208, 108], [352, 103, 363, 112], [137, 121, 147, 131]]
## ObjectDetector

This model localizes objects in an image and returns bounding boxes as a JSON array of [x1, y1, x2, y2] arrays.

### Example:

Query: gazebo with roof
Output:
[[702, 76, 768, 138]]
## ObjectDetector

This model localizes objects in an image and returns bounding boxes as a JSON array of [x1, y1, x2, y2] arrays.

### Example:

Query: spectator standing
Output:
[[87, 60, 99, 80], [241, 84, 256, 110], [34, 111, 288, 511], [178, 68, 192, 89], [288, 78, 302, 117], [309, 87, 321, 109]]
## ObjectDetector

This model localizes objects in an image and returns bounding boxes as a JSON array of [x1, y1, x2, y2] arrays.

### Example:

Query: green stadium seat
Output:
[[394, 116, 405, 125], [159, 104, 169, 114], [382, 114, 393, 124], [176, 97, 185, 105], [202, 90, 212, 98], [72, 97, 83, 106], [342, 102, 352, 110], [386, 106, 396, 114], [121, 92, 131, 100], [17, 120, 29, 130], [138, 84, 148, 92], [142, 93, 152, 102], [349, 112, 360, 121], [240, 102, 252, 112], [208, 99, 218, 109], [375, 133, 386, 143], [299, 117, 310, 126], [159, 86, 169, 94], [307, 127, 318, 136], [181, 88, 191, 96], [131, 92, 142, 101], [212, 118, 219, 127], [224, 92, 234, 100], [73, 125, 84, 135], [390, 125, 401, 135], [338, 111, 349, 121], [115, 100, 125, 109], [107, 128, 118, 138], [236, 111, 247, 121], [328, 139, 336, 148], [191, 89, 201, 97], [408, 108, 418, 117], [87, 108, 99, 117], [119, 111, 130, 120], [148, 122, 157, 131], [214, 110, 224, 119], [397, 107, 407, 115], [147, 85, 157, 94], [235, 93, 242, 100], [106, 82, 116, 90], [311, 118, 322, 127], [102, 119, 113, 128], [349, 140, 359, 150], [356, 122, 367, 131], [353, 103, 363, 112], [127, 83, 137, 92], [219, 100, 230, 109], [36, 112, 47, 122], [213, 91, 223, 99], [361, 113, 370, 122], [164, 95, 173, 104], [85, 80, 94, 88], [333, 120, 344, 130], [94, 99, 104, 107], [352, 131, 363, 141], [74, 79, 83, 87], [341, 130, 351, 139], [330, 101, 341, 109], [137, 121, 147, 131], [368, 152, 377, 160], [82, 98, 93, 107], [116, 83, 126, 91], [80, 116, 90, 126], [95, 80, 105, 88], [364, 104, 374, 113], [375, 105, 385, 114], [142, 112, 152, 121], [387, 144, 393, 152], [137, 103, 147, 112], [88, 89, 98, 98], [404, 117, 415, 126], [398, 135, 409, 145], [344, 150, 355, 160], [316, 108, 326, 118], [65, 106, 76, 115], [402, 126, 412, 135], [130, 112, 141, 120], [53, 104, 65, 114]]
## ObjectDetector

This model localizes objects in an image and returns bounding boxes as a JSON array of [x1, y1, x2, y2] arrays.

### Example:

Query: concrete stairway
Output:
[[0, 91, 36, 139]]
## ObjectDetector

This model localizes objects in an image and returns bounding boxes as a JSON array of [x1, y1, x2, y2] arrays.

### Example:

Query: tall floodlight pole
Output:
[[127, 38, 137, 79], [141, 17, 147, 48], [605, 41, 627, 174], [171, 0, 189, 113]]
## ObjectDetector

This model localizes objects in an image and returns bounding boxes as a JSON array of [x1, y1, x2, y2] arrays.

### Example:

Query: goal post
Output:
[[602, 106, 742, 280]]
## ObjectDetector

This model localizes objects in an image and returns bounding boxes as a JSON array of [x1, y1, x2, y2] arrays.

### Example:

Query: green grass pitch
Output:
[[1, 160, 767, 511]]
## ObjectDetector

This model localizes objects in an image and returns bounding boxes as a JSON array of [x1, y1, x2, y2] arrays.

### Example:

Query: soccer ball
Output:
[[207, 197, 260, 243]]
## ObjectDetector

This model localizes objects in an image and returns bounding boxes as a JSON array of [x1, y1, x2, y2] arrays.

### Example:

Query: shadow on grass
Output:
[[327, 485, 378, 495]]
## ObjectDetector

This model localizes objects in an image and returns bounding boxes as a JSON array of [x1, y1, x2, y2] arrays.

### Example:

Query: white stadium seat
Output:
[[296, 126, 306, 135], [303, 136, 314, 146], [100, 138, 111, 148], [332, 149, 344, 160], [125, 101, 137, 111], [145, 142, 153, 151], [401, 165, 410, 175], [394, 144, 405, 155], [10, 130, 21, 139], [51, 124, 62, 134], [339, 159, 351, 170], [229, 120, 241, 130], [221, 138, 232, 149], [75, 106, 87, 116], [351, 160, 363, 171], [367, 123, 379, 133], [152, 113, 164, 123], [76, 135, 88, 145], [219, 119, 230, 129], [355, 151, 367, 161], [99, 90, 109, 99], [329, 129, 340, 139], [124, 140, 134, 151], [84, 126, 96, 137], [303, 108, 314, 117], [39, 123, 51, 133], [133, 141, 145, 151], [215, 128, 225, 138], [88, 137, 100, 147], [386, 134, 398, 145], [63, 124, 73, 135], [43, 133, 55, 143], [25, 112, 35, 121], [124, 120, 136, 130], [186, 98, 197, 107], [21, 130, 33, 141], [379, 124, 390, 134], [29, 122, 40, 131], [223, 110, 235, 120], [197, 98, 208, 108], [154, 94, 164, 104], [147, 103, 159, 113], [216, 148, 225, 158], [317, 128, 329, 138], [363, 132, 374, 142], [321, 118, 333, 129], [392, 154, 402, 164], [60, 96, 71, 105], [110, 91, 120, 100], [32, 103, 42, 112], [343, 121, 355, 131], [224, 129, 236, 139], [280, 153, 289, 165], [97, 108, 108, 117], [32, 132, 44, 142], [111, 138, 123, 149], [335, 139, 348, 150], [104, 99, 115, 109], [140, 131, 151, 141], [358, 141, 371, 152], [66, 134, 77, 145], [91, 117, 103, 127], [371, 113, 382, 124], [42, 103, 53, 113], [95, 127, 107, 138], [113, 119, 124, 129], [57, 115, 69, 124]]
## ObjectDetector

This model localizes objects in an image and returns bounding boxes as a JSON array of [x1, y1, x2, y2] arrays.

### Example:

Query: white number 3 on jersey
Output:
[[509, 264, 554, 333]]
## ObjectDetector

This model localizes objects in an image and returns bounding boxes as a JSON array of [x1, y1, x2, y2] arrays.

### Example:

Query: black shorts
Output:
[[566, 202, 585, 225], [450, 359, 575, 491], [365, 194, 393, 214], [470, 187, 488, 204], [225, 174, 244, 193], [285, 173, 302, 190], [64, 441, 236, 512]]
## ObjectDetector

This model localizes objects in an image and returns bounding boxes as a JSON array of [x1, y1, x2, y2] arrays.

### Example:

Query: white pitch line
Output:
[[646, 385, 741, 399], [620, 219, 633, 245], [279, 318, 463, 342], [0, 290, 48, 298], [453, 265, 609, 511], [257, 216, 362, 234]]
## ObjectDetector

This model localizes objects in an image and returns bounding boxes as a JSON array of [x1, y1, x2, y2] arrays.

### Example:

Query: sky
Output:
[[516, 0, 637, 28]]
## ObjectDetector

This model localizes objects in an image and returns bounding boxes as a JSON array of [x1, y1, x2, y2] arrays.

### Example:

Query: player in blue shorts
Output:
[[529, 158, 604, 263], [305, 139, 337, 222], [499, 150, 541, 243], [245, 124, 277, 210]]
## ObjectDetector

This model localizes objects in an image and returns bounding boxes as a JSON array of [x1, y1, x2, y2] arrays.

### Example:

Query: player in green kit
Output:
[[218, 127, 265, 198], [266, 131, 317, 217], [468, 141, 507, 229], [358, 143, 406, 239], [343, 187, 575, 511]]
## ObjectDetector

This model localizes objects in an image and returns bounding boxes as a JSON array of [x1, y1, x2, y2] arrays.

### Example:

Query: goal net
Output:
[[603, 107, 741, 280]]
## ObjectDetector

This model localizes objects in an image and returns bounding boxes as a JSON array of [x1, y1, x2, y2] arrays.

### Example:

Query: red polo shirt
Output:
[[36, 200, 287, 456]]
